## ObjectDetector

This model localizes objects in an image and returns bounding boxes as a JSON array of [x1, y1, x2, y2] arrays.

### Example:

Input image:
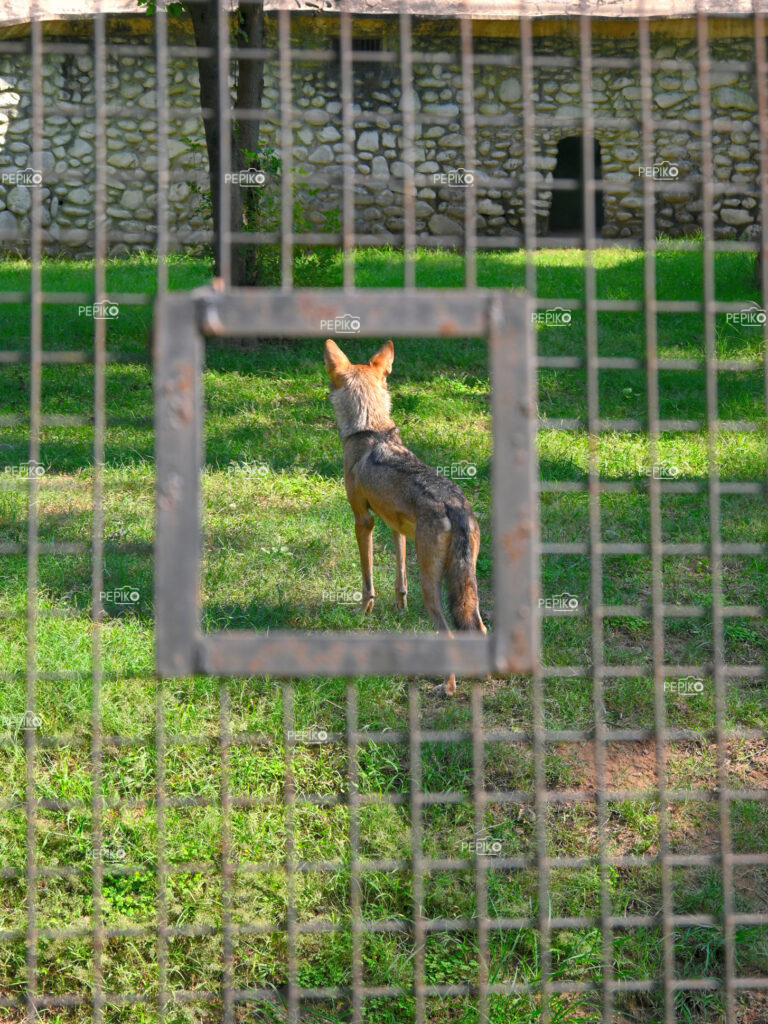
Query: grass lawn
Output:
[[0, 244, 766, 1023]]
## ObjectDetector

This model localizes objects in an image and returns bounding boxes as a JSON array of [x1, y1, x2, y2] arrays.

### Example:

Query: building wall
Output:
[[0, 13, 761, 255]]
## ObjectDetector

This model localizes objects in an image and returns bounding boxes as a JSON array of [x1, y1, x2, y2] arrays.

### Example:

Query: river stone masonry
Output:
[[0, 15, 761, 254]]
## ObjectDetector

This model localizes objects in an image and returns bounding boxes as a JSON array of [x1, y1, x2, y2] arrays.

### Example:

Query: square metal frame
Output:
[[154, 287, 539, 678]]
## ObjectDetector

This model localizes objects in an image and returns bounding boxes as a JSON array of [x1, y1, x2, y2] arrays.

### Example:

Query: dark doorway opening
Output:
[[549, 135, 604, 236]]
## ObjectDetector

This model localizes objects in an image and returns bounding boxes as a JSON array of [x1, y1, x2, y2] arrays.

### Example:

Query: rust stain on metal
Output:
[[164, 363, 194, 428], [500, 520, 534, 564], [157, 472, 183, 512], [504, 626, 532, 673]]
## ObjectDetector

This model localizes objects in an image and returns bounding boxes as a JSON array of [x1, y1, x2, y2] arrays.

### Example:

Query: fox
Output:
[[324, 337, 486, 696]]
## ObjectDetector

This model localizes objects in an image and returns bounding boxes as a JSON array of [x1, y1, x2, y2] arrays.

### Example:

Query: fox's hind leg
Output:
[[415, 518, 456, 696], [393, 530, 408, 610], [353, 509, 376, 614]]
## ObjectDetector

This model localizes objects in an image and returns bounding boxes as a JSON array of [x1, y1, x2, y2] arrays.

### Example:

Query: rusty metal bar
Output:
[[697, 10, 737, 1022], [155, 287, 535, 679], [90, 10, 108, 1024], [24, 6, 43, 1023]]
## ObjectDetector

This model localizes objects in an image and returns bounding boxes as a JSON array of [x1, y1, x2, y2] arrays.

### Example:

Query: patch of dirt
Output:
[[738, 990, 768, 1024], [557, 738, 768, 794]]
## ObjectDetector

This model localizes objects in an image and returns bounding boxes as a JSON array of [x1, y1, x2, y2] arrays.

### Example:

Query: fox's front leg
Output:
[[354, 510, 375, 614], [393, 530, 408, 610]]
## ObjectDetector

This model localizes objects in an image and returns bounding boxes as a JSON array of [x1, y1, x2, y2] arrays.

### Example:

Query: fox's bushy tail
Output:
[[445, 505, 484, 632]]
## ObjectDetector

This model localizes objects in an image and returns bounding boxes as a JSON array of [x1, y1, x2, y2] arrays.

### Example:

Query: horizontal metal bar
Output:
[[199, 630, 493, 678], [194, 286, 496, 338]]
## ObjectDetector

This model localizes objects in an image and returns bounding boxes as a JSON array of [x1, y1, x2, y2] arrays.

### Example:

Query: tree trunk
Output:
[[186, 0, 264, 287]]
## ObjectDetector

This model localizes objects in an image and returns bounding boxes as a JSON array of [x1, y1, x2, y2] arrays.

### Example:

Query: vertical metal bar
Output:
[[339, 0, 355, 291], [24, 6, 43, 1020], [278, 10, 293, 290], [155, 0, 169, 296], [220, 683, 234, 1024], [154, 296, 203, 675], [399, 3, 416, 290], [489, 292, 538, 674], [459, 11, 476, 289], [90, 11, 107, 1024], [696, 9, 735, 1021], [154, 8, 170, 1012], [218, 0, 232, 284], [754, 3, 768, 472], [283, 684, 299, 1024], [409, 681, 425, 1024], [347, 684, 363, 1024], [521, 16, 548, 1021], [471, 681, 488, 1022], [581, 1, 607, 1004], [520, 17, 537, 302], [638, 11, 675, 1023], [580, 11, 614, 1018], [156, 679, 169, 1024], [532, 672, 550, 1024]]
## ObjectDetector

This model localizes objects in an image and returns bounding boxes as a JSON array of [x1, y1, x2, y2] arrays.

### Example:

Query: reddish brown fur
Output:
[[324, 339, 486, 696]]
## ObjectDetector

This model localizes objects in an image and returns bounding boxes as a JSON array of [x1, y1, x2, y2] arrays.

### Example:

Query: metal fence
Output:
[[1, 0, 767, 1022]]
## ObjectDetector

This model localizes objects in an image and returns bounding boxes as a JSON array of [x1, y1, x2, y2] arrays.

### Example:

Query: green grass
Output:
[[0, 244, 766, 1023]]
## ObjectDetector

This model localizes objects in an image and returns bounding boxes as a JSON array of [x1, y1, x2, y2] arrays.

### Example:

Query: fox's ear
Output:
[[324, 339, 350, 384], [369, 339, 394, 377]]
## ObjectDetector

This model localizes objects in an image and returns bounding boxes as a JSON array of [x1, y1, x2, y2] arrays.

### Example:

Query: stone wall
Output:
[[0, 14, 761, 255]]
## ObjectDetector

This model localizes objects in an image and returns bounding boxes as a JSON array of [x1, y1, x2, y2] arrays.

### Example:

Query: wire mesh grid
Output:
[[0, 0, 767, 1021]]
